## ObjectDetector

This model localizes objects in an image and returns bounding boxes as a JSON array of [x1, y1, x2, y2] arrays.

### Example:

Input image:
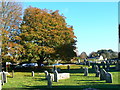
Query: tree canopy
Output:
[[19, 6, 77, 65]]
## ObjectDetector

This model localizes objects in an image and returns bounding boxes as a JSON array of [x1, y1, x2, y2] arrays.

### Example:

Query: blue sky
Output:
[[23, 2, 118, 55]]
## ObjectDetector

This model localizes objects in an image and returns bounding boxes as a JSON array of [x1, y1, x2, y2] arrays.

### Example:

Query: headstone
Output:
[[84, 67, 88, 76], [100, 69, 107, 80], [92, 64, 95, 69], [54, 70, 58, 82], [95, 71, 100, 77], [106, 62, 110, 71], [12, 70, 14, 78], [106, 72, 112, 83], [47, 74, 52, 88], [32, 71, 34, 77], [57, 68, 61, 72], [67, 65, 70, 71], [53, 65, 57, 71], [3, 71, 7, 83], [88, 61, 90, 67], [115, 60, 120, 71], [44, 71, 49, 79], [1, 72, 4, 85], [94, 65, 99, 72]]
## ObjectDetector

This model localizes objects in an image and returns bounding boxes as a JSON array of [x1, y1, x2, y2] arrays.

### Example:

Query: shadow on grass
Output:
[[4, 84, 120, 90]]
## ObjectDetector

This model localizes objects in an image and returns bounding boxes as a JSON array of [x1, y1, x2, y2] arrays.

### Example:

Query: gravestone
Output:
[[3, 71, 7, 83], [115, 60, 120, 71], [88, 61, 90, 67], [84, 67, 88, 76], [94, 65, 99, 72], [32, 71, 34, 77], [44, 71, 49, 79], [54, 70, 58, 82], [53, 65, 57, 71], [100, 69, 107, 80], [101, 61, 105, 69], [57, 68, 61, 72], [47, 74, 52, 88], [67, 65, 70, 71], [106, 72, 112, 83], [106, 62, 110, 71], [95, 71, 100, 77], [92, 64, 95, 69], [12, 70, 14, 78]]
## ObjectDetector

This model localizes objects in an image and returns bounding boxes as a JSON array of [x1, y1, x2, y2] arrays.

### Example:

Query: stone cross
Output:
[[54, 70, 58, 82], [32, 71, 34, 77], [47, 74, 52, 88], [84, 67, 88, 76], [44, 71, 49, 79], [106, 72, 112, 83]]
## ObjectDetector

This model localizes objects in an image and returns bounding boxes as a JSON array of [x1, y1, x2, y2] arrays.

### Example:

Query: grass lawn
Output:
[[2, 65, 120, 90]]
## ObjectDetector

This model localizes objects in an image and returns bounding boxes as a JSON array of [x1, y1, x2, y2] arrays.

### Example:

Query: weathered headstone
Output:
[[53, 65, 57, 71], [100, 69, 107, 80], [54, 70, 58, 82], [12, 70, 14, 78], [67, 65, 70, 71], [115, 60, 120, 71], [106, 72, 112, 83], [47, 74, 52, 88], [106, 62, 110, 71], [44, 71, 49, 79], [84, 67, 88, 76], [95, 71, 100, 77], [1, 72, 4, 86], [3, 71, 7, 83], [32, 71, 34, 77], [92, 64, 95, 69], [88, 61, 90, 67], [94, 65, 99, 72]]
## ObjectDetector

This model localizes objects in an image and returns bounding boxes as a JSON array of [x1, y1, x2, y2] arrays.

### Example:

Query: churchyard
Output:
[[1, 61, 120, 90]]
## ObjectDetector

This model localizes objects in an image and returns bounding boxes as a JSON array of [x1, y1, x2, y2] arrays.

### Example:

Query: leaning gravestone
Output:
[[47, 74, 52, 88], [44, 71, 49, 79], [106, 72, 112, 83], [100, 69, 107, 80], [84, 67, 88, 76], [54, 70, 58, 82]]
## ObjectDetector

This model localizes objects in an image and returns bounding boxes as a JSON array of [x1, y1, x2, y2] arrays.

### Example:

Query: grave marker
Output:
[[84, 67, 88, 76], [47, 74, 52, 88], [106, 72, 112, 83], [44, 71, 48, 79], [54, 70, 58, 82]]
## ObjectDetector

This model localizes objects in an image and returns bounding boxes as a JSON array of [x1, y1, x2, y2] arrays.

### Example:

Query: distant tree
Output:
[[89, 52, 98, 57], [0, 0, 23, 63], [97, 49, 118, 59], [19, 7, 76, 66], [80, 52, 87, 59]]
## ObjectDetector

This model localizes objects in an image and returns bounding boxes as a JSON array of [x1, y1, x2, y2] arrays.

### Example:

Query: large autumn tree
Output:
[[0, 0, 23, 63], [19, 6, 77, 65]]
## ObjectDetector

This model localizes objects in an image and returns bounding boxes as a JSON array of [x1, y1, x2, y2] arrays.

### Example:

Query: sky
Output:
[[22, 2, 118, 55]]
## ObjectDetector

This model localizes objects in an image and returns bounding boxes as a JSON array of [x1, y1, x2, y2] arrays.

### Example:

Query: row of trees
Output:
[[1, 0, 77, 66], [79, 49, 118, 60]]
